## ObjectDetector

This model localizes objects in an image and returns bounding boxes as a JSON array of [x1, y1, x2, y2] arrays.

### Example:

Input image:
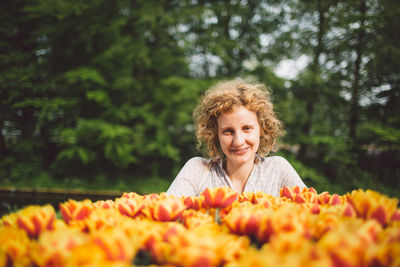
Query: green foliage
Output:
[[359, 122, 400, 147]]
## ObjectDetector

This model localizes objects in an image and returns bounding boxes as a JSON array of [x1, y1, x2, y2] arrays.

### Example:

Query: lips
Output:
[[231, 147, 249, 155]]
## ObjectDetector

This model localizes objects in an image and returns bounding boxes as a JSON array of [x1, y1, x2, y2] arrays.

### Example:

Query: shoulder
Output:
[[259, 155, 291, 167], [184, 156, 210, 167], [180, 156, 211, 173]]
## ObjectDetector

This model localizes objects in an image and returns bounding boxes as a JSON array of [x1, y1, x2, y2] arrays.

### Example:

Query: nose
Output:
[[232, 131, 245, 146]]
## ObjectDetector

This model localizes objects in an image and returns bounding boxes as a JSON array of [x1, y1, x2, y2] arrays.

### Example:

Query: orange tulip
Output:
[[318, 191, 331, 204], [121, 192, 142, 199], [65, 242, 109, 266], [153, 198, 186, 222], [143, 231, 172, 264], [93, 228, 136, 262], [181, 210, 214, 229], [347, 189, 399, 226], [280, 186, 302, 200], [201, 187, 238, 208], [85, 208, 125, 233], [142, 198, 186, 222], [364, 226, 400, 267], [60, 199, 94, 224], [93, 199, 114, 209], [280, 186, 319, 205], [166, 229, 221, 267], [30, 228, 90, 267], [319, 219, 382, 267], [1, 212, 18, 228], [238, 191, 271, 205], [183, 195, 205, 210], [115, 197, 143, 218], [16, 204, 56, 238], [0, 226, 30, 264], [342, 203, 357, 218], [224, 205, 264, 237], [392, 210, 400, 222], [171, 246, 219, 267]]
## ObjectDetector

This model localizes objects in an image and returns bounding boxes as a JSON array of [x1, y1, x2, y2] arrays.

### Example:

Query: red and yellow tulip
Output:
[[15, 204, 56, 238], [1, 186, 400, 267], [347, 189, 399, 226], [201, 187, 238, 208], [115, 197, 143, 218], [59, 199, 94, 224], [142, 197, 186, 222]]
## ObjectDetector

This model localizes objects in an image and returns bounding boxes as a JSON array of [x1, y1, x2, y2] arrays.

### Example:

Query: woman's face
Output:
[[217, 105, 260, 167]]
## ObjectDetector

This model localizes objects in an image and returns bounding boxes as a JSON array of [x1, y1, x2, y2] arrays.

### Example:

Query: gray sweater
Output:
[[166, 155, 306, 197]]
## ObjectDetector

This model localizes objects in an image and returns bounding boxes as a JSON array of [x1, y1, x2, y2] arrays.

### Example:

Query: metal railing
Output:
[[0, 186, 124, 217]]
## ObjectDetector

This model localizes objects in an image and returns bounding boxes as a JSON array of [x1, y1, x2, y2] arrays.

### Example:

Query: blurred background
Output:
[[1, 0, 399, 198]]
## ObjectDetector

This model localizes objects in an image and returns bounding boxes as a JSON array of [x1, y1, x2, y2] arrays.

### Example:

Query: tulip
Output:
[[392, 210, 400, 222], [347, 189, 399, 226], [310, 204, 320, 214], [238, 192, 267, 204], [280, 186, 296, 201], [152, 198, 186, 222], [1, 213, 18, 228], [93, 199, 114, 209], [142, 198, 186, 222], [172, 246, 219, 267], [280, 186, 318, 204], [342, 204, 357, 218], [224, 205, 264, 237], [16, 204, 56, 238], [181, 210, 214, 229], [302, 189, 319, 204], [167, 230, 221, 267], [65, 242, 109, 266], [121, 192, 142, 199], [0, 226, 30, 264], [93, 228, 136, 262], [183, 195, 205, 210], [60, 199, 94, 224], [143, 231, 172, 264], [318, 191, 331, 205], [115, 197, 143, 218], [201, 187, 238, 208], [85, 208, 125, 232], [319, 219, 382, 267], [30, 228, 90, 267]]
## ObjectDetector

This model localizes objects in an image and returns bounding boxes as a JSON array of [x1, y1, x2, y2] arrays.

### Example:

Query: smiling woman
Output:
[[166, 79, 306, 197]]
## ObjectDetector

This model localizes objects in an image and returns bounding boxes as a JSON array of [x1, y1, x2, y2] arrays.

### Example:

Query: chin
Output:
[[229, 153, 255, 165]]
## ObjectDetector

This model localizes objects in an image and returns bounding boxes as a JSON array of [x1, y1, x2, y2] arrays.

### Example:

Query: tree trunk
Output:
[[297, 0, 325, 160], [350, 0, 366, 150]]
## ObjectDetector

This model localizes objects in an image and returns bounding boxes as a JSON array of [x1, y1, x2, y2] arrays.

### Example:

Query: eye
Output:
[[222, 129, 233, 134], [243, 126, 252, 131]]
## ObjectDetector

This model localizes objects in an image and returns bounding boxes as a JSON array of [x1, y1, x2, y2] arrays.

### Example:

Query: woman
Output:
[[167, 79, 306, 197]]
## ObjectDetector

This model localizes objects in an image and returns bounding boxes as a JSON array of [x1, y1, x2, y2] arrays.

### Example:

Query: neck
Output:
[[224, 158, 255, 192]]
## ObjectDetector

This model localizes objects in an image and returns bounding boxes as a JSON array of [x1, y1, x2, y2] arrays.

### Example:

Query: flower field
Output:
[[1, 186, 399, 267]]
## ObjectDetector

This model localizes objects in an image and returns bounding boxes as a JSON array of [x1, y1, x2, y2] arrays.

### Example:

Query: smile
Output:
[[231, 147, 249, 155]]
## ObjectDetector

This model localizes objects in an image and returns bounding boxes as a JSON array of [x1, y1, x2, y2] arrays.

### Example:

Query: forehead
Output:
[[217, 106, 258, 126]]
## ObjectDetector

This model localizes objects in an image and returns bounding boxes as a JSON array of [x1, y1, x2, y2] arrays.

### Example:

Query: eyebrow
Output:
[[219, 124, 256, 131]]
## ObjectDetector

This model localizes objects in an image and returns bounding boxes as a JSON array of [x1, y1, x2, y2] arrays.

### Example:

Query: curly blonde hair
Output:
[[193, 79, 284, 158]]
